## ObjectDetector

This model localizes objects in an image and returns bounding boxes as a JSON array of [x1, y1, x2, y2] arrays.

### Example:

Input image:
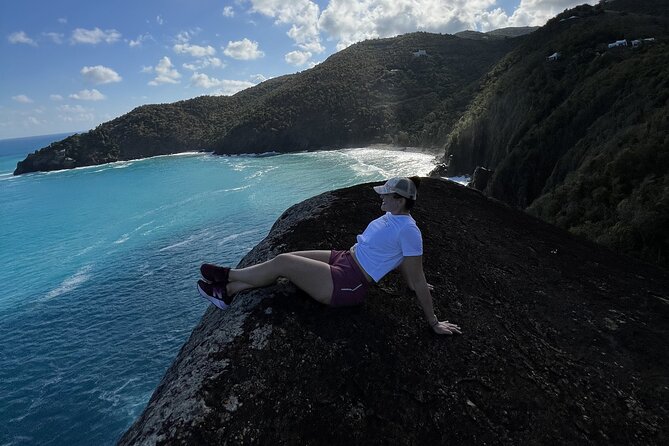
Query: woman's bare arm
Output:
[[401, 256, 462, 335]]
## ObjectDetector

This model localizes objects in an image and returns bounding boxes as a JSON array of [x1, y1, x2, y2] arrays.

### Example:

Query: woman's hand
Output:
[[431, 320, 462, 335]]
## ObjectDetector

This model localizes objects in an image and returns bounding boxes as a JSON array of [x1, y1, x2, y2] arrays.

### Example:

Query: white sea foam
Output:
[[217, 230, 259, 246], [75, 242, 100, 257], [447, 175, 470, 186], [45, 264, 93, 299], [246, 166, 278, 180], [113, 234, 130, 244], [134, 220, 155, 232], [142, 224, 166, 236], [159, 232, 209, 252], [99, 378, 140, 408]]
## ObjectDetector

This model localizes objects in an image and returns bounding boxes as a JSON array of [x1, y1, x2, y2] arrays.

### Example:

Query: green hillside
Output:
[[441, 0, 669, 266]]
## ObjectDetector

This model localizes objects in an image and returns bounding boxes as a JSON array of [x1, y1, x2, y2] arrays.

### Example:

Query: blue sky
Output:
[[1, 0, 594, 139]]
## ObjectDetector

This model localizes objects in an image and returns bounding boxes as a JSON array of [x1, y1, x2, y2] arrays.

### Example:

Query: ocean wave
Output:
[[446, 175, 470, 186], [218, 229, 259, 246], [98, 378, 140, 408], [75, 243, 101, 257], [226, 151, 281, 158], [113, 234, 130, 244], [142, 224, 166, 236], [134, 186, 247, 220], [158, 232, 206, 252], [155, 151, 204, 158], [245, 166, 278, 180], [134, 220, 155, 232], [45, 264, 93, 299]]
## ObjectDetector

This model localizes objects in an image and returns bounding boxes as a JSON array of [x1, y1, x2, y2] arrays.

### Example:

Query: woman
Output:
[[197, 177, 461, 335]]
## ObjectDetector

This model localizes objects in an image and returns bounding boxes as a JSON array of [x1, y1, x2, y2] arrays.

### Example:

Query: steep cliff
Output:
[[119, 178, 669, 445]]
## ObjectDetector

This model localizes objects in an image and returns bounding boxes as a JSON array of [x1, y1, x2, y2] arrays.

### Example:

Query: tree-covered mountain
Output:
[[440, 0, 668, 267], [455, 26, 539, 40], [13, 32, 518, 175]]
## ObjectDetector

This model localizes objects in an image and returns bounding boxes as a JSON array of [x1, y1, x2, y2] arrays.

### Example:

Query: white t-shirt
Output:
[[351, 212, 423, 282]]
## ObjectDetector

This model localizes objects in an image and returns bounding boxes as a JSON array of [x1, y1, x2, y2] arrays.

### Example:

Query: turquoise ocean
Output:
[[0, 133, 452, 445]]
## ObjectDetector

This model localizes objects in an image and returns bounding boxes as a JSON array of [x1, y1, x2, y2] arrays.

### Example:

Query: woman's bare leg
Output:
[[228, 253, 333, 304], [291, 250, 332, 262]]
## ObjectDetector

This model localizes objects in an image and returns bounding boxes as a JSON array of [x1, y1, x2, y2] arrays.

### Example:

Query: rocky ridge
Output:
[[119, 178, 669, 445]]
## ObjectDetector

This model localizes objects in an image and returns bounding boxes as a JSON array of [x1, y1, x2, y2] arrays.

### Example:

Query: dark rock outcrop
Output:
[[467, 166, 494, 191], [119, 178, 669, 445]]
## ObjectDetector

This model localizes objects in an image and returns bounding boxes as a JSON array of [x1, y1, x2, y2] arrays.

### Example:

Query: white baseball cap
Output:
[[373, 177, 417, 200]]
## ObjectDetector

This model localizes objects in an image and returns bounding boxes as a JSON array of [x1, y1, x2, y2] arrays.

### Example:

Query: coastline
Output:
[[12, 145, 442, 177]]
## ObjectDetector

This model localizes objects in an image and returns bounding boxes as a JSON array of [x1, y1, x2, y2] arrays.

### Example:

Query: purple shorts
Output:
[[329, 250, 370, 307]]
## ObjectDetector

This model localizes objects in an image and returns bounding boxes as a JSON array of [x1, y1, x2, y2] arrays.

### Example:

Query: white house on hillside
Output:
[[547, 52, 561, 61], [413, 50, 427, 57]]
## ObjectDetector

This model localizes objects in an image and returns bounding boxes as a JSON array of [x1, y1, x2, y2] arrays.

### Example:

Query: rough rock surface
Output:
[[119, 178, 669, 445]]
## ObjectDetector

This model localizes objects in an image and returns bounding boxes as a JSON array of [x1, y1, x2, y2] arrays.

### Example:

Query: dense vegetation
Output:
[[215, 33, 515, 152], [442, 0, 669, 267]]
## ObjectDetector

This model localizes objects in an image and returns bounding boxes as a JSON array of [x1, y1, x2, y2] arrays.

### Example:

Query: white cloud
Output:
[[69, 89, 106, 101], [58, 104, 88, 113], [183, 57, 225, 71], [157, 15, 164, 25], [175, 29, 202, 44], [223, 38, 264, 60], [81, 65, 122, 84], [26, 116, 43, 126], [50, 94, 64, 101], [140, 65, 154, 73], [71, 27, 121, 44], [314, 0, 597, 50], [317, 0, 471, 49], [285, 50, 312, 66], [43, 32, 64, 44], [57, 104, 95, 122], [246, 0, 324, 53], [12, 94, 34, 104], [176, 31, 191, 43], [504, 0, 598, 28], [8, 31, 37, 46], [173, 43, 216, 57], [129, 33, 153, 47], [148, 57, 182, 86], [223, 6, 235, 17], [190, 73, 255, 95], [58, 18, 68, 24], [251, 73, 268, 83]]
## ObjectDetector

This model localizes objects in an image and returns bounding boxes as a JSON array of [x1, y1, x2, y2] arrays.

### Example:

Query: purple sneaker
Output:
[[197, 279, 233, 310], [200, 263, 230, 284]]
